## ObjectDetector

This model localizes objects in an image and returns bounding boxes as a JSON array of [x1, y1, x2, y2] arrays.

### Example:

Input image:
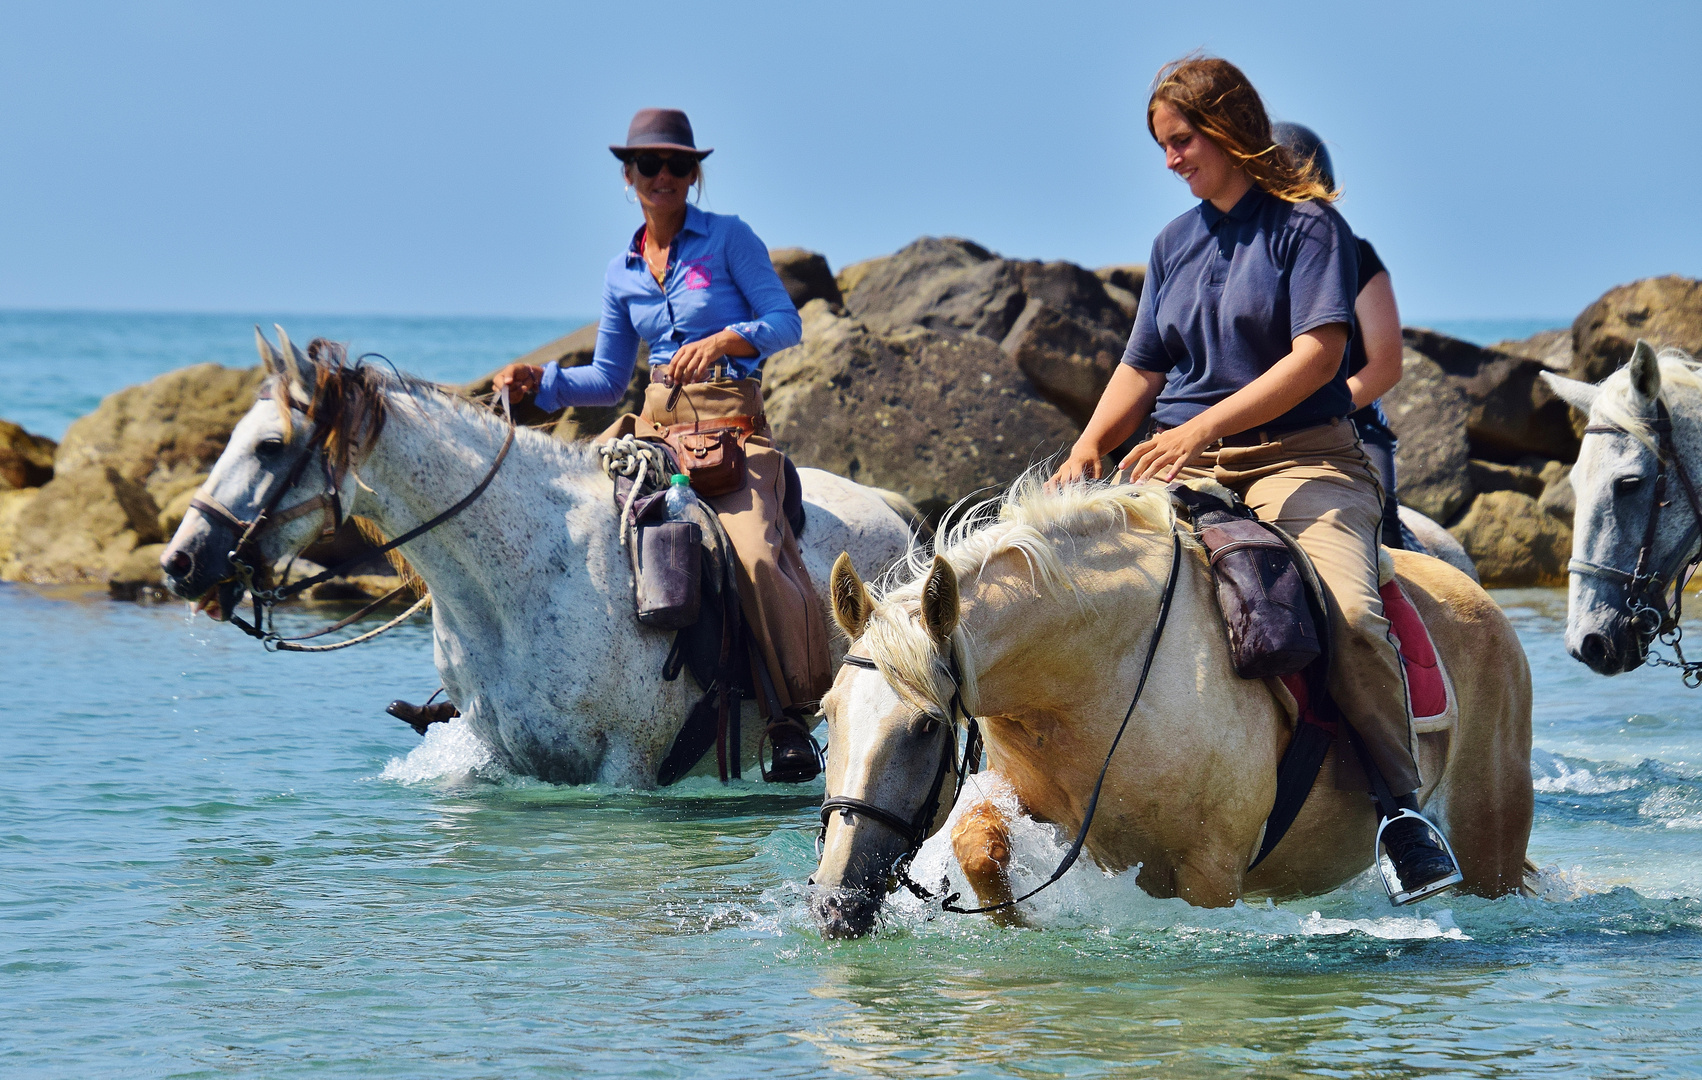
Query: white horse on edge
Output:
[[1543, 340, 1702, 675], [159, 330, 914, 785]]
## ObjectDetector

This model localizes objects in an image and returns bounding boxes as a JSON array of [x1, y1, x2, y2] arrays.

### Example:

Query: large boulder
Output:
[[0, 420, 55, 490], [1094, 264, 1146, 325], [1493, 327, 1572, 371], [769, 247, 843, 310], [1380, 347, 1475, 523], [1570, 275, 1702, 385], [5, 466, 162, 584], [1400, 327, 1579, 464], [765, 302, 1078, 522], [839, 238, 1134, 428], [54, 363, 267, 505], [1447, 490, 1572, 587]]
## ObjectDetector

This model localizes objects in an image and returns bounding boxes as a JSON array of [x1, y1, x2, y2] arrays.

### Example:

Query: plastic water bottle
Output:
[[664, 473, 699, 519]]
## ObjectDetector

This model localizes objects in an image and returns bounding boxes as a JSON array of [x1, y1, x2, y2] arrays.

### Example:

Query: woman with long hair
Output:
[[1052, 57, 1460, 901]]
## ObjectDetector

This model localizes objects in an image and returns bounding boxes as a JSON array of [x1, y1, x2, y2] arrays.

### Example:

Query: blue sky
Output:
[[1, 1, 1697, 323]]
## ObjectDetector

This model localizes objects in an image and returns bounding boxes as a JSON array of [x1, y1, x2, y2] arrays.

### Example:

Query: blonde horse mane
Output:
[[1590, 346, 1702, 450], [859, 470, 1184, 716]]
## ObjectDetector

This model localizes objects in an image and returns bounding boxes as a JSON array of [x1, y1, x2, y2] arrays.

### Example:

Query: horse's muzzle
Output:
[[1570, 623, 1647, 676], [809, 886, 883, 939]]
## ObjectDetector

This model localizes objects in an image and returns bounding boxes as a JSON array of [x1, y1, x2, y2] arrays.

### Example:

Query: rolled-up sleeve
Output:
[[536, 276, 641, 410], [1120, 244, 1171, 372], [720, 218, 802, 359]]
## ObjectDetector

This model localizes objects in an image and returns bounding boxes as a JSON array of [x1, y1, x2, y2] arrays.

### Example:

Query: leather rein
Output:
[[192, 386, 516, 652], [1570, 399, 1702, 684], [819, 527, 1184, 915]]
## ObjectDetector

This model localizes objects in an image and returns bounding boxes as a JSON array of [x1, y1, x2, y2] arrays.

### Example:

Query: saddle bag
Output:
[[665, 424, 749, 498], [633, 519, 703, 630], [1171, 485, 1321, 679]]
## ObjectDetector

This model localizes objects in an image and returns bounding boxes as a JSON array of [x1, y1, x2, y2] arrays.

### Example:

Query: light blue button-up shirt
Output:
[[536, 205, 803, 410]]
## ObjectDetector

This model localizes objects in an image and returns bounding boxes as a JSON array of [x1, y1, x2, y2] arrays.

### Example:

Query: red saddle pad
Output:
[[1380, 579, 1448, 720]]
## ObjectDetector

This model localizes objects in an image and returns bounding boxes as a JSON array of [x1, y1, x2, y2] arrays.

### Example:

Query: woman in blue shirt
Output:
[[496, 109, 824, 783], [1052, 58, 1460, 901]]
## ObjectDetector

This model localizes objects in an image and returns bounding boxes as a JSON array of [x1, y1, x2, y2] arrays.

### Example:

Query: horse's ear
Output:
[[830, 552, 874, 640], [1541, 371, 1600, 416], [274, 324, 314, 397], [254, 325, 285, 376], [1628, 339, 1663, 406], [919, 555, 959, 645]]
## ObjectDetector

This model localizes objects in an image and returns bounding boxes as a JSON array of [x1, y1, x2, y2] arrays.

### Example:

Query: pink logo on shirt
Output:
[[681, 259, 713, 290]]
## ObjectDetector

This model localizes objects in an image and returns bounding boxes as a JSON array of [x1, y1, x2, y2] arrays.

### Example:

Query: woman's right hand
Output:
[[1048, 438, 1106, 490], [492, 363, 543, 401]]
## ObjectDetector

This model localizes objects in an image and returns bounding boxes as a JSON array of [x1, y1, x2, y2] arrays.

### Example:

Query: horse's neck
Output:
[[348, 390, 612, 618]]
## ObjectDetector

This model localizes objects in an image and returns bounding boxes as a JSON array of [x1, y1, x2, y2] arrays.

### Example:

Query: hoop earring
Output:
[[624, 183, 637, 204]]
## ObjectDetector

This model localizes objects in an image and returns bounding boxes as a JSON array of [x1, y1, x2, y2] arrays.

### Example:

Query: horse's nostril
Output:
[[161, 549, 192, 578], [1580, 632, 1611, 667]]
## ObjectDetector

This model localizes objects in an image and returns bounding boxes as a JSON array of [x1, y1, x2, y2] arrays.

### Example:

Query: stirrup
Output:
[[758, 716, 824, 783], [1374, 808, 1464, 906]]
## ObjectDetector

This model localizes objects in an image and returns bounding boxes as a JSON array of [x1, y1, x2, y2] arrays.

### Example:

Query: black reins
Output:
[[820, 527, 1184, 915], [1572, 400, 1702, 684], [193, 384, 516, 651]]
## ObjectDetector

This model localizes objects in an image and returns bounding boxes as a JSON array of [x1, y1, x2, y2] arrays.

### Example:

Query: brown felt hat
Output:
[[609, 108, 713, 161]]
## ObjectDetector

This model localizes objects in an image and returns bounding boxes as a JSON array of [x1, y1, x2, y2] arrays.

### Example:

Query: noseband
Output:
[[1571, 400, 1702, 683]]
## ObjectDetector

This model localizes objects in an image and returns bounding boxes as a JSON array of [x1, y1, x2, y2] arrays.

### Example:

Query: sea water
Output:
[[4, 313, 1699, 1078]]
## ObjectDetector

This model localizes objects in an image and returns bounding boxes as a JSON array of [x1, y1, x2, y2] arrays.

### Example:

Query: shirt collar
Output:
[[625, 204, 709, 264], [1199, 184, 1266, 229]]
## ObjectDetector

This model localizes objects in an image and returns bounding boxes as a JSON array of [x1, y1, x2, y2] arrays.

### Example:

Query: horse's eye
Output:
[[1614, 476, 1644, 497], [256, 438, 285, 459]]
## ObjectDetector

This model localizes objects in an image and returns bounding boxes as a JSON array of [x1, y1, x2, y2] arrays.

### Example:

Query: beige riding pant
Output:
[[1178, 418, 1420, 795], [599, 379, 832, 712]]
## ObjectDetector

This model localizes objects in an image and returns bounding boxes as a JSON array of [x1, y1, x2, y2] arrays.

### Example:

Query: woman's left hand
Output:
[[1119, 418, 1216, 483], [666, 330, 741, 385]]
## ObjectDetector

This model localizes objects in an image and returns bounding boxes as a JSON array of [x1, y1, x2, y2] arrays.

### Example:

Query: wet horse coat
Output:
[[812, 478, 1533, 935], [160, 332, 915, 785]]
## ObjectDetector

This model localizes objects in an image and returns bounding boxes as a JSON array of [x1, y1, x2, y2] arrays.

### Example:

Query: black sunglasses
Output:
[[632, 152, 699, 179]]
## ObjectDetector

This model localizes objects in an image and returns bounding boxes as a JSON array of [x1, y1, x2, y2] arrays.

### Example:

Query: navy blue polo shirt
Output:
[[1123, 186, 1358, 432]]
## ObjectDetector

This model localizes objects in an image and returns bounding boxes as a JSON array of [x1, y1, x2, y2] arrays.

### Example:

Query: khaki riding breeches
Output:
[[599, 378, 832, 712], [1179, 418, 1421, 796]]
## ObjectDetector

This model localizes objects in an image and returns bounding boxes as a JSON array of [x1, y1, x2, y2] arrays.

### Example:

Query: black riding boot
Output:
[[1379, 793, 1463, 905], [386, 698, 460, 736], [765, 713, 822, 784]]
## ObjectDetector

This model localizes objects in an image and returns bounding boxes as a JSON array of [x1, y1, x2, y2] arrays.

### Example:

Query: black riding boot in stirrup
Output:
[[1378, 793, 1464, 905], [386, 698, 460, 736], [765, 713, 823, 784]]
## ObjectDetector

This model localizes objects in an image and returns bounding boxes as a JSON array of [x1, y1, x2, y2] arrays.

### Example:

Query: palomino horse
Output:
[[811, 477, 1533, 936], [160, 330, 913, 785], [1543, 342, 1702, 677]]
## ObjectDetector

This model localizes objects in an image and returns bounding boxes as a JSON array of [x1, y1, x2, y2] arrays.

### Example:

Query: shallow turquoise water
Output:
[[2, 584, 1700, 1078], [3, 312, 1698, 1076]]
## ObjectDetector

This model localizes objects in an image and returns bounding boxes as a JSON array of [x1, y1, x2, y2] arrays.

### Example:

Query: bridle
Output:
[[187, 383, 515, 653], [1570, 399, 1702, 685], [817, 651, 984, 900], [817, 527, 1183, 916]]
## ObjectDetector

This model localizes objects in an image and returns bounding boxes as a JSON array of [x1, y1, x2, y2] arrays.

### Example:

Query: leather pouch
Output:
[[1198, 519, 1321, 679], [634, 520, 702, 630], [666, 426, 749, 498]]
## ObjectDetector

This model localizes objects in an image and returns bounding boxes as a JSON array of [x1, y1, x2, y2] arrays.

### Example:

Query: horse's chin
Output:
[[190, 579, 246, 623], [809, 886, 884, 939]]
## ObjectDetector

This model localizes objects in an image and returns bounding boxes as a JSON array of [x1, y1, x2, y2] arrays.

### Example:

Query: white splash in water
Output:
[[890, 771, 1475, 941], [1531, 751, 1636, 794], [379, 717, 503, 784], [1640, 788, 1702, 830]]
